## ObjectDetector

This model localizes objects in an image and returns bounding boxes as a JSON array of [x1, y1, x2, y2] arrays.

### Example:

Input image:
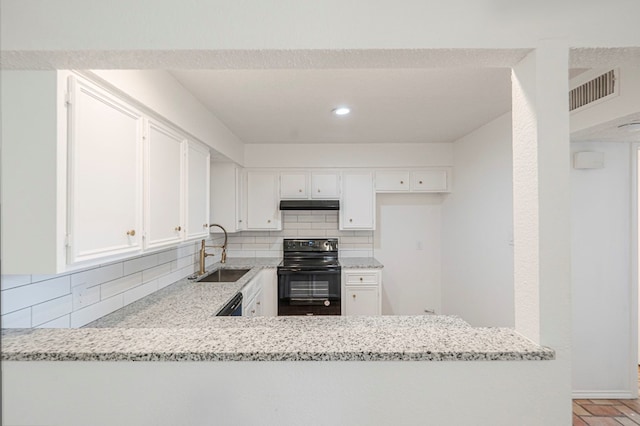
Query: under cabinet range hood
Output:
[[279, 200, 340, 211]]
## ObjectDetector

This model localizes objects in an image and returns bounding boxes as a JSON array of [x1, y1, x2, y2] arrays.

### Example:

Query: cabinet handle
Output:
[[400, 180, 404, 184], [419, 180, 423, 184], [203, 223, 208, 228], [251, 309, 256, 314], [239, 220, 243, 223], [317, 189, 321, 193], [175, 226, 182, 231], [359, 277, 363, 281], [349, 218, 353, 222], [299, 189, 303, 192], [352, 294, 356, 299], [267, 219, 271, 223], [126, 230, 136, 236], [257, 301, 261, 305]]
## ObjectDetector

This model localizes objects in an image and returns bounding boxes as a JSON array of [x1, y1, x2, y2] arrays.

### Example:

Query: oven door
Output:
[[277, 269, 341, 315]]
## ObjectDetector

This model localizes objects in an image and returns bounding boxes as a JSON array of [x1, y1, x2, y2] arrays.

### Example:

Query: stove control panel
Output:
[[283, 238, 338, 252]]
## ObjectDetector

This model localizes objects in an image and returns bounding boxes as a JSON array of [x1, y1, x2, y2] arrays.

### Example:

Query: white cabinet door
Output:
[[340, 172, 375, 230], [144, 120, 184, 249], [411, 169, 449, 192], [68, 76, 144, 264], [210, 162, 245, 232], [311, 172, 340, 199], [375, 171, 410, 192], [185, 141, 210, 240], [280, 172, 308, 199], [345, 287, 380, 316], [246, 171, 280, 230]]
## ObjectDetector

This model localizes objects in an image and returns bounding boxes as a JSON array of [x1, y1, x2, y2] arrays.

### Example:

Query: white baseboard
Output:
[[572, 390, 635, 399]]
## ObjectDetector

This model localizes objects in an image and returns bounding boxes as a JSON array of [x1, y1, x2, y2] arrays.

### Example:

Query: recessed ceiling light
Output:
[[332, 107, 351, 116], [617, 122, 640, 132]]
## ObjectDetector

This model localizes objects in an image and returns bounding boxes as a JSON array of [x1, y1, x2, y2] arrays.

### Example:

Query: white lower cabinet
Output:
[[240, 269, 277, 317], [343, 269, 382, 316]]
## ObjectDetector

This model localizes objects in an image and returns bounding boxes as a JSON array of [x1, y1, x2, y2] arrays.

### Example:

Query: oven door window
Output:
[[279, 272, 340, 305]]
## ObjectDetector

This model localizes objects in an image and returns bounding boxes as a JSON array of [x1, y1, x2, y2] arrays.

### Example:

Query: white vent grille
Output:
[[569, 70, 616, 111]]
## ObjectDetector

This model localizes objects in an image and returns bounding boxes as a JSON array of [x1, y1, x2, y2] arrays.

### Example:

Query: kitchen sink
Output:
[[198, 268, 251, 282]]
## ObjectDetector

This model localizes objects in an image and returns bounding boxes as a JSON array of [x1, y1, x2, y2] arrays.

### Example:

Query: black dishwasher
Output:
[[216, 292, 243, 316]]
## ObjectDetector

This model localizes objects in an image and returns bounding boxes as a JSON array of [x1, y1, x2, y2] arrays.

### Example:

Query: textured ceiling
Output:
[[171, 68, 513, 144]]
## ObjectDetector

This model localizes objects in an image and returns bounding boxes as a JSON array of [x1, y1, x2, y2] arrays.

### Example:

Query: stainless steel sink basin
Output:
[[198, 268, 251, 282]]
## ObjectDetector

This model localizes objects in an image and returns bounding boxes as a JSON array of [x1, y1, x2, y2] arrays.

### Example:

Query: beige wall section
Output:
[[1, 0, 639, 52], [244, 143, 453, 168]]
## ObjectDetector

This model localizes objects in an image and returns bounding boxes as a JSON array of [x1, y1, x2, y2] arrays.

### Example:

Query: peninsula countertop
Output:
[[1, 257, 554, 362]]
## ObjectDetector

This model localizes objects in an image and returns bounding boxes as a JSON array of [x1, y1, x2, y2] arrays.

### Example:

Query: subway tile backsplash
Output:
[[0, 211, 370, 329], [1, 239, 220, 329], [225, 211, 374, 258]]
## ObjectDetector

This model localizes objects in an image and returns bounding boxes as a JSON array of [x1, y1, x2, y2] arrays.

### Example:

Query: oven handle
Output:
[[278, 269, 341, 274]]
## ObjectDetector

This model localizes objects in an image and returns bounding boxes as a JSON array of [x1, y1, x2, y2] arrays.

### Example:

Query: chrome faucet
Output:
[[198, 223, 228, 275]]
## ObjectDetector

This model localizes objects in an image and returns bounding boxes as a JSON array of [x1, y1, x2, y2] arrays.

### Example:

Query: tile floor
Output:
[[573, 368, 640, 425]]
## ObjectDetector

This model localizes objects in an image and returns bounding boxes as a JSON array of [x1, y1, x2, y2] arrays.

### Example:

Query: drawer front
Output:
[[345, 272, 379, 285]]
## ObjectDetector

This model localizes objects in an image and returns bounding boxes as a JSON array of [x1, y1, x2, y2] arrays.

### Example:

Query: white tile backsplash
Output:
[[1, 276, 71, 314], [36, 315, 71, 328], [70, 294, 124, 328], [1, 241, 209, 329], [1, 307, 32, 328], [71, 263, 123, 288], [100, 272, 143, 300], [226, 212, 374, 258], [0, 274, 31, 290], [0, 214, 370, 329], [32, 294, 73, 327], [123, 254, 159, 275]]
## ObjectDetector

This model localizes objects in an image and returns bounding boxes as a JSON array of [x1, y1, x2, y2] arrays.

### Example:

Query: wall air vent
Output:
[[569, 69, 618, 112]]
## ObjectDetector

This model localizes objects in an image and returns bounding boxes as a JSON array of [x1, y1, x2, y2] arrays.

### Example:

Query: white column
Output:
[[512, 42, 572, 420]]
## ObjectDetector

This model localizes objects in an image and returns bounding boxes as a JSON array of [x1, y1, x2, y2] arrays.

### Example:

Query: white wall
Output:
[[3, 361, 567, 426], [243, 143, 453, 168], [441, 113, 514, 327], [90, 70, 244, 164], [571, 141, 634, 398], [374, 194, 443, 315]]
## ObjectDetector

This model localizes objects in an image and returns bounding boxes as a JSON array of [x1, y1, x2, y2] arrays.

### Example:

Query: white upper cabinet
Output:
[[211, 162, 245, 232], [280, 172, 309, 199], [185, 141, 211, 240], [375, 171, 410, 192], [376, 169, 451, 193], [311, 172, 340, 199], [411, 169, 449, 192], [340, 171, 375, 230], [280, 171, 340, 199], [144, 119, 184, 249], [246, 171, 281, 230], [67, 76, 144, 264]]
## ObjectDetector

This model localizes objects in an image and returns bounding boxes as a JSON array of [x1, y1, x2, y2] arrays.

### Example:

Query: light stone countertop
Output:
[[1, 257, 554, 362], [339, 257, 384, 268]]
